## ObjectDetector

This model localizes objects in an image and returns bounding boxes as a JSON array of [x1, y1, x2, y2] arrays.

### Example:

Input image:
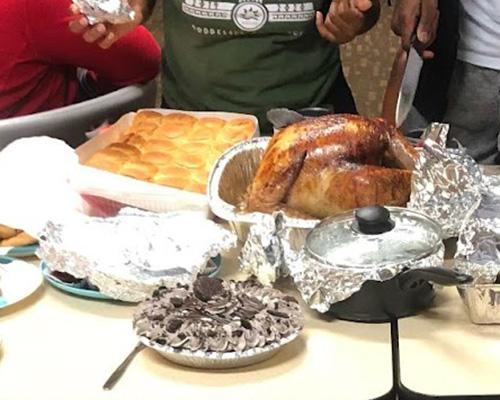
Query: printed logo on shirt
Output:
[[182, 0, 315, 34], [233, 1, 268, 31]]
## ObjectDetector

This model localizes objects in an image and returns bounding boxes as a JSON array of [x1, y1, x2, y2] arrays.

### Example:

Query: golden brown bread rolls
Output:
[[175, 153, 206, 169], [141, 152, 174, 166], [84, 112, 255, 193], [120, 161, 158, 180]]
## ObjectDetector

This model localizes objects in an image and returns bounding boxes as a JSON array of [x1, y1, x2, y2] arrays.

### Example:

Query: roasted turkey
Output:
[[246, 114, 418, 219]]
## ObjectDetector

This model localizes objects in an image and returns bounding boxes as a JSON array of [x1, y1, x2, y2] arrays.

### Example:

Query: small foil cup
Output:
[[72, 0, 135, 24]]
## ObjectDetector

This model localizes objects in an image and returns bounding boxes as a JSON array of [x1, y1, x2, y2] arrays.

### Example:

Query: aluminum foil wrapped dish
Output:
[[289, 205, 472, 322], [72, 0, 135, 24], [37, 208, 237, 302], [134, 275, 304, 369], [454, 174, 500, 324]]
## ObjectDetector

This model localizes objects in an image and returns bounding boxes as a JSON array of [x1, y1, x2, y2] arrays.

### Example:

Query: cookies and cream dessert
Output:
[[134, 276, 303, 353]]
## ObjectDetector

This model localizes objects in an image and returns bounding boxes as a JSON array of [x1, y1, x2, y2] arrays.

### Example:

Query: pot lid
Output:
[[305, 206, 442, 269]]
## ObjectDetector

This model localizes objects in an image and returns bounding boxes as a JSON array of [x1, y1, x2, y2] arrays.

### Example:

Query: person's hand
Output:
[[391, 0, 438, 58], [68, 1, 143, 49], [316, 0, 374, 44]]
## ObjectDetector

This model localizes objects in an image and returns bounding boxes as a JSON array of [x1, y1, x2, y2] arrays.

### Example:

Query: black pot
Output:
[[329, 267, 472, 323], [305, 205, 473, 323]]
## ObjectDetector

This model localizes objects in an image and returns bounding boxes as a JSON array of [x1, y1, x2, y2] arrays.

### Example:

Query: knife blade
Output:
[[395, 46, 424, 128]]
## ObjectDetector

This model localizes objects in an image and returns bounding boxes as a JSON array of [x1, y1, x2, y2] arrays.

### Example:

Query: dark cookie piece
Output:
[[267, 310, 289, 319], [193, 276, 224, 302], [283, 295, 299, 304], [170, 297, 184, 307], [167, 319, 183, 333], [241, 319, 252, 329], [152, 286, 169, 298]]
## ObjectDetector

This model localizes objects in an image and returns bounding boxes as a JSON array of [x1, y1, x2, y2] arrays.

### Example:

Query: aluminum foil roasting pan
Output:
[[207, 137, 318, 243]]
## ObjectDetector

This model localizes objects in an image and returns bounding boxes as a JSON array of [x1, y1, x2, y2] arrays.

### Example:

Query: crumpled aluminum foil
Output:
[[239, 211, 312, 286], [455, 218, 500, 284], [36, 208, 237, 302], [239, 213, 285, 286], [288, 235, 445, 313], [408, 124, 483, 238], [454, 175, 500, 284], [453, 174, 500, 324], [73, 0, 135, 24]]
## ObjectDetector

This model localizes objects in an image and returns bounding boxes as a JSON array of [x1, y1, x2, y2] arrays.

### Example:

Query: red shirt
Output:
[[0, 0, 161, 119]]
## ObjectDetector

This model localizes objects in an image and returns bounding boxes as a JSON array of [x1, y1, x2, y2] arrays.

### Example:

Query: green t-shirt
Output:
[[162, 0, 340, 132]]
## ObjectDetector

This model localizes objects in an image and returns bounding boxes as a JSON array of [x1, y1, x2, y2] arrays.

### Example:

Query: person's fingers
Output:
[[416, 0, 438, 45], [82, 23, 107, 43], [69, 4, 80, 15], [391, 0, 420, 51], [316, 11, 338, 42], [352, 0, 372, 12], [327, 14, 353, 38], [69, 16, 89, 34], [99, 32, 117, 49]]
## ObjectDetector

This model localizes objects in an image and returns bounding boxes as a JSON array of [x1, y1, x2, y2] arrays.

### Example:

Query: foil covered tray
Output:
[[37, 209, 237, 302], [458, 284, 500, 325], [454, 174, 500, 324]]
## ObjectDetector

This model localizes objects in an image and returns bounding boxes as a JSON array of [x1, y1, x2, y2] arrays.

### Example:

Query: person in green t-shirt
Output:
[[69, 0, 380, 133]]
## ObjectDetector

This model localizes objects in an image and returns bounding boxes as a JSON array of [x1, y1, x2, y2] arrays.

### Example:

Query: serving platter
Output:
[[0, 244, 38, 258], [40, 255, 222, 301]]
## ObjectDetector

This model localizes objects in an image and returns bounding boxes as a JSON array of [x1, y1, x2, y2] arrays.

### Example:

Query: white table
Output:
[[398, 287, 500, 397], [0, 253, 393, 400]]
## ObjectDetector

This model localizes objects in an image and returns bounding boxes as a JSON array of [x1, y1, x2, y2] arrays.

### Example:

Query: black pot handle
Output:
[[399, 267, 473, 290], [355, 206, 395, 235]]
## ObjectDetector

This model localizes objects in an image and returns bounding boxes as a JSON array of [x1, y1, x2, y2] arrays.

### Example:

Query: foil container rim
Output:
[[207, 137, 320, 229], [137, 330, 300, 360]]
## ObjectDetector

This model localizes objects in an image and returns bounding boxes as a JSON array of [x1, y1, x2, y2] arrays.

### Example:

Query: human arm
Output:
[[69, 0, 157, 49], [316, 0, 381, 44], [29, 0, 160, 89]]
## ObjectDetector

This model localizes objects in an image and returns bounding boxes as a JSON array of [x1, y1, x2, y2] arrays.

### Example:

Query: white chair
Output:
[[0, 79, 157, 149]]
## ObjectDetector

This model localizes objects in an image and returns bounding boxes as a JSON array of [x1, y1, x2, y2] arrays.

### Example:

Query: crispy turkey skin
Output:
[[246, 114, 417, 219]]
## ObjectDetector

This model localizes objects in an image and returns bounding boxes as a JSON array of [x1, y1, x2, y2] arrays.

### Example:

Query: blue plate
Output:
[[0, 244, 38, 258], [40, 261, 116, 301], [40, 256, 222, 301]]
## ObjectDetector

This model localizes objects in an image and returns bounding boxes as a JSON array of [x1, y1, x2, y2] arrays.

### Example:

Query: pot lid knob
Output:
[[355, 206, 395, 235]]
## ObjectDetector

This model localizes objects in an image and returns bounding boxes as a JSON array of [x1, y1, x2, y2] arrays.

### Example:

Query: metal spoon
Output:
[[103, 342, 146, 391]]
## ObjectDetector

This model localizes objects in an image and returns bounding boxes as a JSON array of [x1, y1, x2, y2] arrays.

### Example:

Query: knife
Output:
[[395, 46, 424, 128]]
